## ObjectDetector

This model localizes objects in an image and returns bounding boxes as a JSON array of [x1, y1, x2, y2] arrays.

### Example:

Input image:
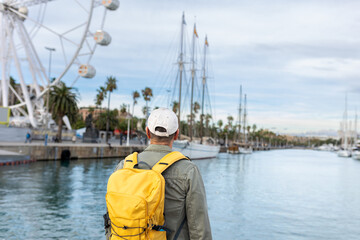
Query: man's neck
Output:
[[150, 140, 173, 148]]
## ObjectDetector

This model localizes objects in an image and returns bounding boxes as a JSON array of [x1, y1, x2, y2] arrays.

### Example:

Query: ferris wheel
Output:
[[0, 0, 119, 128]]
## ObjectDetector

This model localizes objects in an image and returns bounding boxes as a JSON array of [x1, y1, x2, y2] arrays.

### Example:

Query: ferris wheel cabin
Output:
[[78, 64, 96, 78], [94, 30, 112, 46], [102, 0, 120, 10]]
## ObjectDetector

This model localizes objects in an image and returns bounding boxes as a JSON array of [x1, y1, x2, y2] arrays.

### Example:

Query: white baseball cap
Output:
[[147, 108, 178, 137]]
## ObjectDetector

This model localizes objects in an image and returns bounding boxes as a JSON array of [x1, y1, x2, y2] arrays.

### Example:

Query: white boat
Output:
[[352, 150, 360, 160], [172, 13, 220, 160], [338, 95, 352, 158], [352, 113, 359, 160], [173, 140, 220, 160], [239, 147, 253, 154], [337, 150, 352, 158]]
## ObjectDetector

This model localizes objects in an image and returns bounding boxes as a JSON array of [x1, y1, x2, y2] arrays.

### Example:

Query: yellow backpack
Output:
[[106, 151, 188, 240]]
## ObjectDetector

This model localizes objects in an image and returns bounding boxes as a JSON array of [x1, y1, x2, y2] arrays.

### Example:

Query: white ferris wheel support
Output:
[[0, 0, 119, 128]]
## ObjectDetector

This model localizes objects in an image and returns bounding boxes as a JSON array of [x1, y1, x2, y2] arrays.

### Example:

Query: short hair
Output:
[[150, 126, 176, 143]]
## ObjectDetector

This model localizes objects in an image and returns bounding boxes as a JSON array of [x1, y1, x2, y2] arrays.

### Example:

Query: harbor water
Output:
[[1, 149, 360, 239]]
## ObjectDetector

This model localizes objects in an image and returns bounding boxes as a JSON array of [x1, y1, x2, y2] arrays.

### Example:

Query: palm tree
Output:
[[120, 104, 127, 114], [132, 90, 140, 115], [49, 82, 79, 142], [130, 90, 140, 133], [132, 90, 140, 105], [95, 86, 107, 117], [141, 87, 153, 117], [205, 114, 212, 134], [227, 115, 234, 126], [247, 125, 251, 135], [142, 106, 149, 117], [95, 110, 118, 131], [217, 119, 223, 130], [105, 76, 117, 142], [172, 101, 179, 114], [88, 106, 95, 114]]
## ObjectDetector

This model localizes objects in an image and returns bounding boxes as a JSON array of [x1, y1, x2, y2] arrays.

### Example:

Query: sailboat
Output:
[[227, 86, 242, 154], [239, 94, 253, 154], [172, 13, 220, 159], [352, 110, 360, 160], [337, 95, 352, 158]]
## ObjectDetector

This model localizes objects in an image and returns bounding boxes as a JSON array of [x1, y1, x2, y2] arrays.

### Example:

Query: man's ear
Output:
[[146, 127, 151, 139], [174, 129, 179, 140]]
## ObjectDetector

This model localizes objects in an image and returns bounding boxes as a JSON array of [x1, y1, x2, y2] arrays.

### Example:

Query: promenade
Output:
[[0, 140, 146, 163]]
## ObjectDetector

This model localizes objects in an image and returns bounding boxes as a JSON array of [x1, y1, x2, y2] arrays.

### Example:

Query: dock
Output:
[[0, 142, 146, 162]]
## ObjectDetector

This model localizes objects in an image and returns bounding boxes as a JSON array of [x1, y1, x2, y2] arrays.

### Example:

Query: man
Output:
[[25, 132, 31, 143], [106, 107, 212, 240]]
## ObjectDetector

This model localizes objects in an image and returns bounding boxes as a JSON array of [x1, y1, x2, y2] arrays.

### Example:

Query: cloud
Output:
[[11, 0, 360, 135], [285, 58, 360, 79]]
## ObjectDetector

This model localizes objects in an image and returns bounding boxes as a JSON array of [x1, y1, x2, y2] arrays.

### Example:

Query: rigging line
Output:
[[153, 65, 177, 109], [150, 58, 177, 108], [167, 70, 179, 108], [153, 25, 184, 103], [156, 20, 181, 82]]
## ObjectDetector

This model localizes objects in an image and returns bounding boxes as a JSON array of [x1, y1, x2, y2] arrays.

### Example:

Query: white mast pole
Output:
[[177, 12, 185, 139], [243, 94, 247, 145], [189, 23, 196, 141], [200, 36, 207, 144], [238, 85, 242, 142], [355, 109, 358, 145], [344, 94, 348, 150]]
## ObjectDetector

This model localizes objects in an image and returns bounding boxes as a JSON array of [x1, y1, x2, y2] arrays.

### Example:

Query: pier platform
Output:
[[0, 142, 146, 162]]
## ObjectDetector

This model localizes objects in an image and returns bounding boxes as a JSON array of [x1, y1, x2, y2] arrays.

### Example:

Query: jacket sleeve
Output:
[[185, 164, 212, 240]]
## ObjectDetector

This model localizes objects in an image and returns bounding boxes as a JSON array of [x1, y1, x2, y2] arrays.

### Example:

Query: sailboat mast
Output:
[[355, 109, 358, 145], [237, 85, 242, 142], [243, 94, 247, 144], [177, 12, 186, 138], [200, 35, 207, 144], [190, 24, 197, 141], [344, 94, 348, 149]]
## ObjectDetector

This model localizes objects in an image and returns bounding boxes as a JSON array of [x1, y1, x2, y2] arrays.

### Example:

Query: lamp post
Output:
[[126, 104, 130, 146], [44, 47, 55, 129]]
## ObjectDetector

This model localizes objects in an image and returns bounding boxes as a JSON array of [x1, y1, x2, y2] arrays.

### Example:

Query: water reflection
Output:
[[1, 151, 360, 239]]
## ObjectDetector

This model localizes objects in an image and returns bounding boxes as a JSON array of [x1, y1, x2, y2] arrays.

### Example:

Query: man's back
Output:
[[115, 144, 212, 240]]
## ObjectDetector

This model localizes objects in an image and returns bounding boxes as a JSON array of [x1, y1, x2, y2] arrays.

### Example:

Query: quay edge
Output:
[[0, 142, 146, 161]]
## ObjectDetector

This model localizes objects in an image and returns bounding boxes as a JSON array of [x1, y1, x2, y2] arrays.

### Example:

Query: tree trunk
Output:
[[106, 92, 111, 143], [131, 102, 135, 139], [57, 116, 63, 142]]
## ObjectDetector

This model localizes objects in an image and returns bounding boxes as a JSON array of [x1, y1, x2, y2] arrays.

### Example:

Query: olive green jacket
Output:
[[105, 144, 212, 240]]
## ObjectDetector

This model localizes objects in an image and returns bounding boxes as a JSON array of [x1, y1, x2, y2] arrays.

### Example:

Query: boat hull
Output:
[[239, 147, 253, 154], [337, 150, 352, 158], [173, 140, 220, 160], [352, 151, 360, 160]]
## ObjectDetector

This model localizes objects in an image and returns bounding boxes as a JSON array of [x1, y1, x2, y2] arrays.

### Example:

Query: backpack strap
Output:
[[152, 151, 189, 174], [123, 152, 138, 169]]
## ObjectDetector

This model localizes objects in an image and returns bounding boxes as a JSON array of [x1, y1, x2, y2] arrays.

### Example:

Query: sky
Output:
[[10, 0, 360, 135]]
